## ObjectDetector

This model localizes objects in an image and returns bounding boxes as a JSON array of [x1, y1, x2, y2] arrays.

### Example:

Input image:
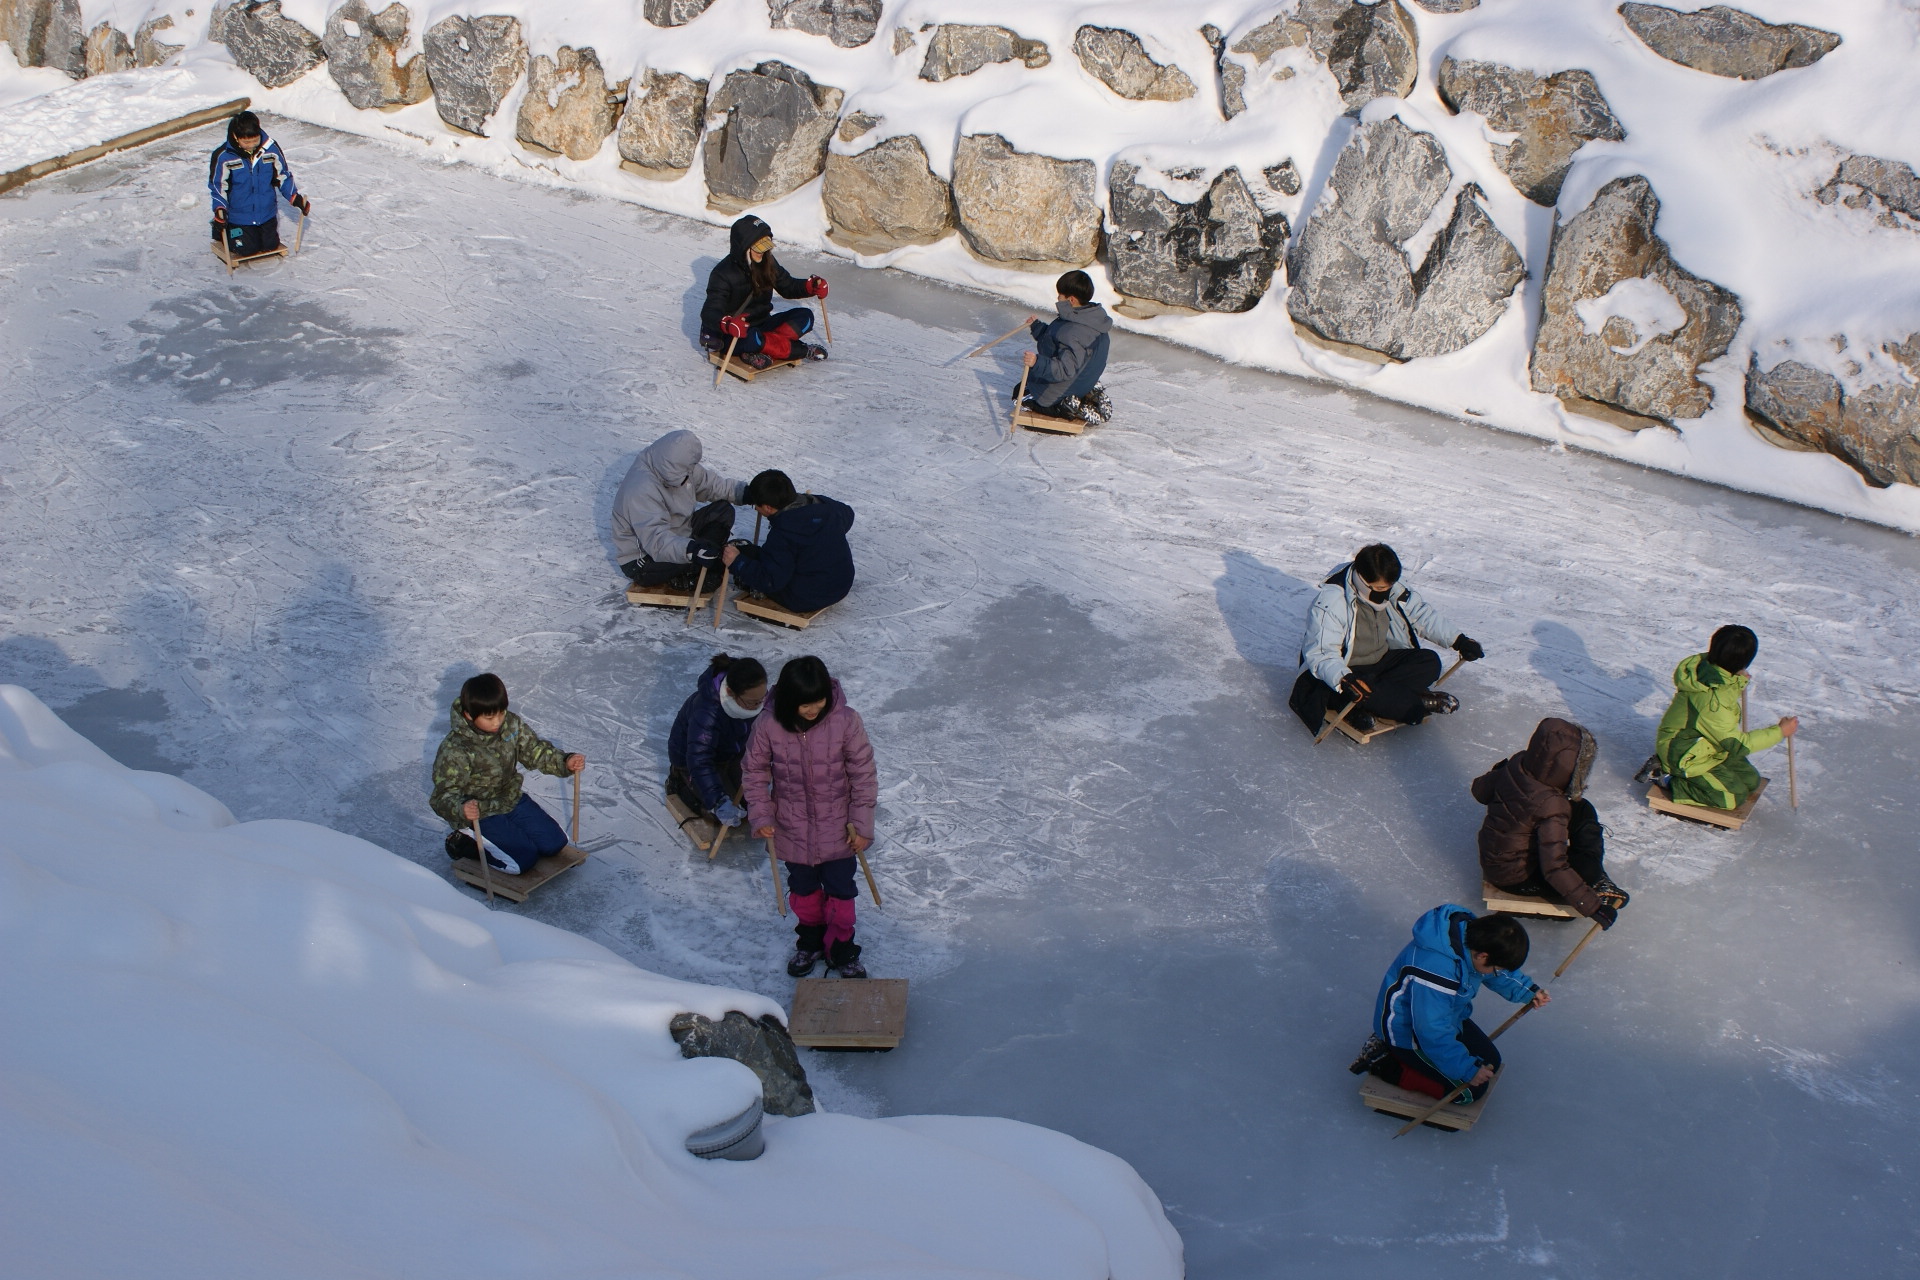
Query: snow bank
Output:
[[0, 685, 1180, 1279], [0, 66, 240, 174]]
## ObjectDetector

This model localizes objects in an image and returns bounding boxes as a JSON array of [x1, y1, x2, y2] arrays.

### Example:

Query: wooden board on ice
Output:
[[451, 843, 587, 903], [789, 977, 908, 1049], [1648, 778, 1766, 830]]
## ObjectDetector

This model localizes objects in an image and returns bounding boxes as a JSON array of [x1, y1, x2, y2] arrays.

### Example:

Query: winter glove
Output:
[[719, 313, 748, 340], [1338, 673, 1373, 703], [713, 797, 746, 828], [687, 538, 722, 565], [291, 194, 311, 215], [1593, 904, 1618, 931], [805, 275, 828, 298], [212, 207, 227, 224], [1453, 635, 1485, 662]]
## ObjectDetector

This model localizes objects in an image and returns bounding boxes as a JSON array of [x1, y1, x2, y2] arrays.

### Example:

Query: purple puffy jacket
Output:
[[742, 679, 877, 866]]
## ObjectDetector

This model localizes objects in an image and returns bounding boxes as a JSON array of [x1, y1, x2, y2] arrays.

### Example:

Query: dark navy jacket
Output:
[[208, 137, 299, 227], [668, 672, 757, 810], [727, 495, 855, 614]]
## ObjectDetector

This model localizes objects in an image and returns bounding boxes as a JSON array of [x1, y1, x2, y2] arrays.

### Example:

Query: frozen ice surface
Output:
[[1, 118, 1917, 1277]]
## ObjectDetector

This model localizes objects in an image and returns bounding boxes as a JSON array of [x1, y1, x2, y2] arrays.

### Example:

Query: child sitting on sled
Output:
[[1016, 270, 1113, 425], [1647, 625, 1798, 809], [722, 470, 856, 615], [430, 673, 583, 875], [208, 110, 310, 259]]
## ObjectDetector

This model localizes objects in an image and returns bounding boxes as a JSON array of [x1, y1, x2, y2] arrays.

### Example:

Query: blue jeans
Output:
[[479, 794, 569, 870]]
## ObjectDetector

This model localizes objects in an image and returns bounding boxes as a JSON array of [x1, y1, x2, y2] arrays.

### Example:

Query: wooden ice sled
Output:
[[627, 579, 716, 609], [1013, 404, 1087, 435], [1647, 778, 1766, 831], [1482, 881, 1582, 921], [451, 843, 587, 903], [1359, 1074, 1493, 1132], [709, 351, 805, 382], [1324, 710, 1405, 744], [733, 592, 828, 630], [789, 977, 908, 1050]]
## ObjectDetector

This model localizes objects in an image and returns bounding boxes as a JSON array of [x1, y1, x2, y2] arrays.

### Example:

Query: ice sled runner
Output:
[[1323, 709, 1406, 745], [627, 579, 718, 610], [733, 591, 828, 630], [709, 351, 804, 382]]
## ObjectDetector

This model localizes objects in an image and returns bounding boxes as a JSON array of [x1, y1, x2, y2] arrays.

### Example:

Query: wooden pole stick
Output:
[[1788, 734, 1799, 809], [1314, 697, 1360, 746], [767, 834, 786, 916], [848, 824, 882, 908], [706, 823, 729, 861], [471, 816, 495, 903], [294, 206, 307, 254], [818, 296, 832, 345], [684, 566, 708, 625], [1010, 365, 1030, 432], [712, 565, 729, 628], [571, 769, 581, 845], [1553, 919, 1605, 979], [1391, 1082, 1477, 1138], [714, 332, 740, 388], [1434, 654, 1466, 688], [967, 318, 1030, 358]]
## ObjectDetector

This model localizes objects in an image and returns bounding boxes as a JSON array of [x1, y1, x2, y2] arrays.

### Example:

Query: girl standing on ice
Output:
[[743, 656, 877, 978]]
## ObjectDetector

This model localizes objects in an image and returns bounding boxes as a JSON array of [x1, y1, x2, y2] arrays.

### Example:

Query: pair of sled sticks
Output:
[[685, 565, 730, 628], [967, 317, 1034, 359], [470, 771, 582, 905], [1390, 917, 1605, 1138], [758, 827, 884, 917], [1315, 654, 1466, 747]]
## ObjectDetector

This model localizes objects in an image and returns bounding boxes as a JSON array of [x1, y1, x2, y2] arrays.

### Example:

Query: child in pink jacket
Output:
[[743, 656, 878, 978]]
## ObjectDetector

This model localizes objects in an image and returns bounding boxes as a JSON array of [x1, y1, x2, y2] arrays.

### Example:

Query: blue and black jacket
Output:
[[208, 136, 299, 227], [1372, 905, 1537, 1087], [728, 494, 855, 614], [668, 672, 757, 811]]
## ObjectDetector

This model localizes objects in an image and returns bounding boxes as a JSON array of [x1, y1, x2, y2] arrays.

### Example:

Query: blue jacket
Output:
[[208, 136, 299, 227], [1372, 905, 1537, 1087], [668, 672, 757, 810], [728, 495, 855, 614], [1299, 563, 1461, 691]]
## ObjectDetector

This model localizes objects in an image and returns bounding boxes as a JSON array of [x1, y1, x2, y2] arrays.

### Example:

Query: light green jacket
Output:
[[1654, 654, 1782, 778]]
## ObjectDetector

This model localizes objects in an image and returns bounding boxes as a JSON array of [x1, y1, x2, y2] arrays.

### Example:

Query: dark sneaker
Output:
[[1420, 690, 1460, 715], [1083, 385, 1113, 423], [834, 956, 868, 979], [786, 948, 823, 978], [1591, 877, 1631, 910], [1632, 755, 1664, 786], [445, 831, 478, 861], [1348, 1034, 1390, 1076], [795, 340, 828, 362], [1345, 708, 1375, 733], [740, 350, 773, 370]]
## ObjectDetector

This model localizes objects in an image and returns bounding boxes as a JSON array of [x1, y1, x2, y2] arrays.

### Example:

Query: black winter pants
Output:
[[621, 501, 736, 587], [1290, 647, 1442, 733], [212, 218, 280, 257], [1386, 1018, 1501, 1102]]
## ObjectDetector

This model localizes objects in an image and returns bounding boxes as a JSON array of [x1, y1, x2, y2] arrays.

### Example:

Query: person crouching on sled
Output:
[[700, 215, 828, 370], [722, 469, 856, 615], [1016, 270, 1112, 426], [1475, 717, 1630, 929], [668, 653, 766, 832], [430, 673, 583, 875], [1351, 907, 1548, 1103], [1646, 624, 1798, 810], [743, 656, 877, 978], [208, 110, 310, 259]]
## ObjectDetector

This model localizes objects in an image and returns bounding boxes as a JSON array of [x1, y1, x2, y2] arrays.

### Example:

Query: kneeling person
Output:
[[1017, 270, 1113, 425], [613, 429, 748, 590], [1474, 718, 1629, 927], [722, 470, 855, 614], [208, 110, 309, 259], [431, 673, 583, 875], [1652, 624, 1798, 810], [668, 654, 766, 830]]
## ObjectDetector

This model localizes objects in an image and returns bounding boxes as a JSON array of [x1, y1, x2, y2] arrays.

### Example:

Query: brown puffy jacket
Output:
[[1471, 718, 1600, 916]]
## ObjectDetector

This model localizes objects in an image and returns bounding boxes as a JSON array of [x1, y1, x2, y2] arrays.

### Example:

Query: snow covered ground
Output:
[[2, 116, 1918, 1276]]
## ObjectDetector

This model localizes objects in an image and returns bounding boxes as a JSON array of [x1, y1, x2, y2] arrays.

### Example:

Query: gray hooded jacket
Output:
[[1028, 300, 1112, 406], [611, 430, 746, 566]]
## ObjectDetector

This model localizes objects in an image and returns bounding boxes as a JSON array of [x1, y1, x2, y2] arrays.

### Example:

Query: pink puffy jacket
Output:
[[742, 680, 877, 866]]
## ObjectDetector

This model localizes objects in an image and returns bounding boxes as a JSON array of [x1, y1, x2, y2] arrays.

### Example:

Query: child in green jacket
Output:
[[430, 673, 583, 874], [1652, 625, 1798, 809]]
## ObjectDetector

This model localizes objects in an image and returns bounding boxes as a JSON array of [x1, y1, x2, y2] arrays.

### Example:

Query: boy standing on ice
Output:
[[1474, 717, 1629, 928], [430, 673, 583, 875], [1017, 270, 1113, 426], [208, 110, 310, 259], [1352, 907, 1548, 1103], [612, 429, 750, 590], [1645, 624, 1798, 809], [722, 470, 856, 615]]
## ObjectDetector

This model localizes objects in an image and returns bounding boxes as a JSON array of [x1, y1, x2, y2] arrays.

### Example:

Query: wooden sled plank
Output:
[[1648, 778, 1766, 831], [708, 351, 804, 382], [627, 580, 715, 609], [212, 240, 288, 273], [1324, 710, 1405, 744], [0, 96, 250, 195], [789, 977, 908, 1049], [1359, 1074, 1493, 1132], [664, 792, 723, 853], [734, 593, 827, 630], [1482, 881, 1582, 920], [450, 843, 588, 903], [1013, 405, 1087, 435]]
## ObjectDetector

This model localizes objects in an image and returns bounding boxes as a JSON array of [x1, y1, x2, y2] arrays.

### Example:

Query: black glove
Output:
[[687, 538, 722, 565], [1338, 673, 1372, 702], [1593, 904, 1618, 931], [1453, 635, 1485, 662], [291, 194, 312, 215], [213, 207, 227, 225]]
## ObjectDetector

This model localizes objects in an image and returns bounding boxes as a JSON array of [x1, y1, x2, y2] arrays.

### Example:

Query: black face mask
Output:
[[1368, 587, 1391, 604]]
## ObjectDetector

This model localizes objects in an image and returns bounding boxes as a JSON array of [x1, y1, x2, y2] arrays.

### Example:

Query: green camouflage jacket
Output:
[[429, 700, 568, 828]]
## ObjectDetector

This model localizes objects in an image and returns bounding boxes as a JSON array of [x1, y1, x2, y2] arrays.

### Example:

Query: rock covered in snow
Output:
[[134, 15, 182, 67], [1816, 155, 1920, 232], [1201, 24, 1246, 120], [421, 13, 524, 137], [323, 1, 430, 111], [617, 69, 706, 178], [1618, 3, 1839, 80], [1263, 159, 1301, 196], [767, 0, 882, 49], [516, 45, 620, 162], [5, 0, 87, 78], [823, 133, 955, 253], [1072, 26, 1195, 102], [669, 1011, 816, 1117], [643, 0, 716, 27], [703, 60, 843, 213], [1746, 337, 1920, 488], [917, 24, 1049, 82], [1410, 0, 1478, 9], [1109, 162, 1287, 314], [82, 22, 133, 77], [951, 133, 1101, 269], [211, 1, 325, 90], [1286, 117, 1524, 361], [1232, 0, 1418, 115], [1530, 175, 1742, 426], [1437, 56, 1624, 206]]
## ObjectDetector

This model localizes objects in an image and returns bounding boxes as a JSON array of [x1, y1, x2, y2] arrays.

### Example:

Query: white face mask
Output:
[[719, 684, 761, 720]]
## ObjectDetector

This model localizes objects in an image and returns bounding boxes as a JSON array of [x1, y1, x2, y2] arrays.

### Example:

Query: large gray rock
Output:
[[1411, 0, 1478, 9], [516, 45, 620, 161], [5, 0, 87, 77], [135, 15, 182, 67], [1745, 337, 1920, 488], [212, 1, 325, 89], [1109, 162, 1287, 314], [917, 24, 1049, 82], [324, 1, 430, 110], [644, 0, 716, 26], [618, 69, 707, 178], [767, 0, 882, 49], [703, 60, 843, 213], [823, 134, 955, 253], [1286, 117, 1524, 361], [1437, 57, 1625, 206], [83, 22, 134, 76], [951, 133, 1101, 269], [1231, 0, 1418, 115], [669, 1011, 815, 1118], [1817, 155, 1920, 232], [422, 14, 524, 137], [1201, 24, 1246, 120], [1619, 3, 1838, 79], [1073, 26, 1195, 102], [1530, 175, 1742, 426]]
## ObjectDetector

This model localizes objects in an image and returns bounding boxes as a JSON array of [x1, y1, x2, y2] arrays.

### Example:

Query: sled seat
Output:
[[789, 977, 908, 1050], [1647, 778, 1766, 831]]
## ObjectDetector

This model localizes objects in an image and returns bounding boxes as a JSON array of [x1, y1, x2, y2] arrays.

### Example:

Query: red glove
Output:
[[806, 275, 828, 298], [720, 314, 747, 340], [213, 207, 227, 224]]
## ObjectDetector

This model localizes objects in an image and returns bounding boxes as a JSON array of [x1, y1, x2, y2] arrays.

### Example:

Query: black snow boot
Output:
[[1420, 690, 1460, 715], [828, 938, 866, 979], [445, 831, 478, 862], [1083, 385, 1113, 423], [789, 923, 826, 977], [1631, 755, 1665, 786], [1348, 1034, 1391, 1076], [794, 340, 828, 362]]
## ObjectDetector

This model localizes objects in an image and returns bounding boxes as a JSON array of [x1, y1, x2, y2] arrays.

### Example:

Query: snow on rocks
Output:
[[702, 59, 841, 213], [1286, 116, 1524, 362], [1231, 0, 1418, 116], [420, 12, 524, 137], [81, 21, 133, 77], [1746, 336, 1920, 488], [823, 132, 954, 253], [210, 0, 325, 90], [1072, 26, 1195, 103], [644, 0, 716, 26], [952, 132, 1100, 269], [1436, 56, 1625, 207], [133, 14, 182, 67], [1816, 155, 1920, 233], [1531, 175, 1742, 428], [3, 0, 82, 78], [670, 1010, 816, 1116], [322, 0, 430, 112], [617, 67, 706, 179], [767, 0, 883, 49], [516, 44, 619, 162], [1108, 160, 1287, 315], [916, 24, 1050, 83], [1618, 2, 1840, 80]]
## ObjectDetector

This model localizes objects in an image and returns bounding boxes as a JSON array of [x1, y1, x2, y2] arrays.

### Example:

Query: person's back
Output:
[[611, 429, 745, 585], [1653, 625, 1795, 809], [1472, 718, 1622, 924], [732, 493, 855, 613]]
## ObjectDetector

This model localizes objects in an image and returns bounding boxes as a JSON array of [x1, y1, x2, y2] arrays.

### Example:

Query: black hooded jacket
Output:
[[700, 215, 810, 334]]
